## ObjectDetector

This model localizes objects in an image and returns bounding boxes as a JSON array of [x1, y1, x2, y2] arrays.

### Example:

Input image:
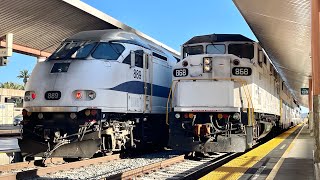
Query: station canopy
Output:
[[233, 0, 311, 107], [0, 0, 179, 58]]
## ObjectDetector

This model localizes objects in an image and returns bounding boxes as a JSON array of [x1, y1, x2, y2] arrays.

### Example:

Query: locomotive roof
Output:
[[183, 34, 254, 45], [66, 29, 149, 48]]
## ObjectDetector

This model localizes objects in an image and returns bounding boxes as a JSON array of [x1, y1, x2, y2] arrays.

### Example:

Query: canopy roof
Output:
[[0, 0, 179, 58], [233, 0, 311, 106]]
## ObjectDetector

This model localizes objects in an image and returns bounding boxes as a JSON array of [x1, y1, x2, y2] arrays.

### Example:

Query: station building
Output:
[[0, 88, 24, 125]]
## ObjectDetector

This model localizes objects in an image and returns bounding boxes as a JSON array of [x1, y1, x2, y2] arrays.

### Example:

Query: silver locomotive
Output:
[[19, 30, 178, 158], [168, 34, 301, 153]]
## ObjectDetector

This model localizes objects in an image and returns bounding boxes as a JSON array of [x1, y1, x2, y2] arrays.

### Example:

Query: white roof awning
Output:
[[0, 0, 180, 58], [233, 0, 311, 106]]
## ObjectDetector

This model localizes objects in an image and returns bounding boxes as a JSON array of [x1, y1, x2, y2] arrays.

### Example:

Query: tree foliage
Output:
[[0, 82, 24, 90], [17, 70, 30, 86]]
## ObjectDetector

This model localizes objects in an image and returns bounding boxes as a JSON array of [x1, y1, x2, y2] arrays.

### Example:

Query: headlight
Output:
[[175, 113, 181, 119], [38, 113, 44, 119], [233, 59, 240, 66], [85, 110, 91, 116], [204, 58, 211, 65], [182, 61, 188, 67], [233, 113, 241, 120], [24, 91, 36, 101], [204, 65, 212, 72], [74, 90, 96, 100], [203, 57, 212, 73], [87, 91, 96, 100], [70, 113, 77, 119]]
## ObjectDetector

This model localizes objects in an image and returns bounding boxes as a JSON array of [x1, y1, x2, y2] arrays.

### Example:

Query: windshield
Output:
[[92, 43, 125, 60], [228, 43, 254, 59], [183, 45, 203, 58], [49, 41, 97, 60], [206, 44, 225, 54]]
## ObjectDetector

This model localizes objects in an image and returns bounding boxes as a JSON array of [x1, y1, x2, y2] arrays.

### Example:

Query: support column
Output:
[[312, 0, 320, 164], [310, 78, 314, 135]]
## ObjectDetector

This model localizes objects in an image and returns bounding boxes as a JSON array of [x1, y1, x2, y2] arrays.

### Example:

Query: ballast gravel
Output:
[[28, 151, 181, 180]]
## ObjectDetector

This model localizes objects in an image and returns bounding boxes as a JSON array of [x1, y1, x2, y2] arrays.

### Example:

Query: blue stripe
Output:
[[108, 81, 170, 98]]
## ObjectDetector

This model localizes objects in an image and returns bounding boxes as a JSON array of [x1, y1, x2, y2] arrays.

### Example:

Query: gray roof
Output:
[[67, 29, 149, 47], [233, 0, 310, 106], [183, 34, 254, 45], [0, 0, 179, 58]]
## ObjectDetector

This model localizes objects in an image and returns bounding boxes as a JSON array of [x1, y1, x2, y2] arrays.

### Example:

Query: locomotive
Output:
[[19, 30, 178, 158], [167, 34, 301, 153]]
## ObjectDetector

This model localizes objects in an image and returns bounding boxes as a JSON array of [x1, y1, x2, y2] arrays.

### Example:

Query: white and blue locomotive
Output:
[[167, 34, 301, 153], [19, 30, 178, 158]]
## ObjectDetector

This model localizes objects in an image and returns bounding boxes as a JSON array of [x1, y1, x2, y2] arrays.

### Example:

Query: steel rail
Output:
[[0, 158, 63, 174], [105, 155, 185, 180], [105, 153, 240, 180], [0, 154, 120, 180], [182, 153, 239, 180]]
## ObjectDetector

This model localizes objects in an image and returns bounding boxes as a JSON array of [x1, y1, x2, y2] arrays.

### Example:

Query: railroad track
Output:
[[108, 152, 239, 180], [0, 157, 65, 177], [0, 151, 238, 180], [0, 154, 120, 180], [0, 151, 181, 180]]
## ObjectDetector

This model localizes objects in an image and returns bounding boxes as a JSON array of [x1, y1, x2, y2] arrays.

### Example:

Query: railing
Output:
[[143, 53, 152, 113], [166, 77, 255, 126]]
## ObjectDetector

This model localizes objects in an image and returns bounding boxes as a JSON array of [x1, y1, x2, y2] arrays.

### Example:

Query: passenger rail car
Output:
[[167, 34, 301, 153], [19, 30, 178, 158]]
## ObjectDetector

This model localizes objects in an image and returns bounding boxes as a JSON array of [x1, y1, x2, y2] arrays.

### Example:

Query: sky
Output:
[[0, 0, 309, 113], [0, 0, 256, 84]]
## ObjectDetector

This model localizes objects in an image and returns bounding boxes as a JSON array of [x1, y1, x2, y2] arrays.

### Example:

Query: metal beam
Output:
[[0, 41, 51, 58]]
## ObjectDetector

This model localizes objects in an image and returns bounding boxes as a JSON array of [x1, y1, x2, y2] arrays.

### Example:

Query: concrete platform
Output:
[[0, 137, 20, 153], [201, 124, 315, 180], [269, 125, 314, 180]]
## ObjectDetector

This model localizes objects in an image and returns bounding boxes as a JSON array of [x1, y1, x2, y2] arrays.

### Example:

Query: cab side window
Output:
[[123, 50, 144, 68], [134, 50, 143, 68]]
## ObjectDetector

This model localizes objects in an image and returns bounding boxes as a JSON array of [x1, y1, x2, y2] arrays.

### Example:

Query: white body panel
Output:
[[24, 41, 176, 115], [175, 81, 234, 107]]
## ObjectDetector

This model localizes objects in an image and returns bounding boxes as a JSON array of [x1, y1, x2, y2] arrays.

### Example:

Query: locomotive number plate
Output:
[[232, 67, 252, 76], [173, 68, 188, 77], [45, 91, 61, 100]]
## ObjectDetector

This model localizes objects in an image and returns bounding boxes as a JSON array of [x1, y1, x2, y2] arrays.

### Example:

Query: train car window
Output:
[[183, 45, 204, 58], [152, 52, 167, 61], [123, 54, 131, 65], [228, 43, 254, 59], [71, 42, 97, 59], [258, 50, 263, 67], [50, 41, 97, 60], [263, 54, 267, 64], [122, 50, 144, 68], [135, 50, 144, 68], [92, 43, 125, 60], [206, 44, 225, 54]]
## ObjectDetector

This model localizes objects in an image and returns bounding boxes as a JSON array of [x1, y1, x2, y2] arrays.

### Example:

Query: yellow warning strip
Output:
[[200, 124, 301, 180]]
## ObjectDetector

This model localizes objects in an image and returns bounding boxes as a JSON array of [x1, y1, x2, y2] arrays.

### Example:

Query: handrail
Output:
[[166, 77, 254, 126]]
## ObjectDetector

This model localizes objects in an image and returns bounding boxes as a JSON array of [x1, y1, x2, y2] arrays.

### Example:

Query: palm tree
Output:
[[17, 70, 30, 86]]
